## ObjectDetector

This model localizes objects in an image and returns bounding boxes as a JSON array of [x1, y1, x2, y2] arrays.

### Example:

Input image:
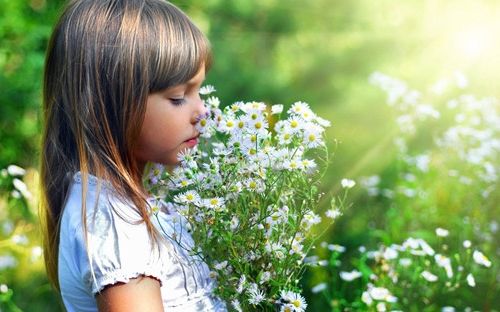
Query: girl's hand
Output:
[[96, 276, 163, 312]]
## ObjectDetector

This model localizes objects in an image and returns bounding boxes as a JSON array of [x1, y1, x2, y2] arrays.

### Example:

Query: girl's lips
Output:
[[184, 137, 198, 147]]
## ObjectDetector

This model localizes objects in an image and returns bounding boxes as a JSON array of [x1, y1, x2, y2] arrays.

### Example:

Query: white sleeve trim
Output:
[[91, 266, 167, 294]]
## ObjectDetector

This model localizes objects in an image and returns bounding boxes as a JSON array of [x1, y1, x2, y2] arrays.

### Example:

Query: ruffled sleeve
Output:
[[75, 188, 168, 294]]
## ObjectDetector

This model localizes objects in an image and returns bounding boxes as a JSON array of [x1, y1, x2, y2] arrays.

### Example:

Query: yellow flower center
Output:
[[308, 134, 316, 142], [290, 120, 298, 128], [255, 122, 262, 129], [200, 119, 207, 127], [238, 121, 245, 129], [227, 120, 234, 127], [293, 300, 301, 307], [210, 198, 219, 206]]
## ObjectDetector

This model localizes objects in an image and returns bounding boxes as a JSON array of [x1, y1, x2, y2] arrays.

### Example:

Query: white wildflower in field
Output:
[[399, 258, 412, 267], [403, 237, 435, 256], [421, 270, 438, 282], [368, 286, 393, 301], [311, 283, 327, 294], [376, 302, 387, 311], [435, 254, 453, 278], [472, 250, 491, 267], [435, 227, 449, 237], [361, 291, 373, 305], [0, 284, 8, 293], [341, 178, 356, 189], [12, 178, 32, 199], [7, 165, 26, 176], [382, 246, 398, 260], [328, 244, 346, 253], [466, 273, 476, 287], [340, 270, 362, 281], [463, 240, 471, 248], [325, 208, 342, 219]]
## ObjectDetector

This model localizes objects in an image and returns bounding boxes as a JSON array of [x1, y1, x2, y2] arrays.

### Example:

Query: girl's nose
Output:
[[191, 94, 208, 124]]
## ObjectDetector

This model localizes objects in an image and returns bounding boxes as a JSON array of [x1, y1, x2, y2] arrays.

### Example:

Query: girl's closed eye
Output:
[[170, 97, 186, 106]]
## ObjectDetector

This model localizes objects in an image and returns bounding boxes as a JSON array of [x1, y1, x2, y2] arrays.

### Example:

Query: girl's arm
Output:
[[96, 276, 163, 312]]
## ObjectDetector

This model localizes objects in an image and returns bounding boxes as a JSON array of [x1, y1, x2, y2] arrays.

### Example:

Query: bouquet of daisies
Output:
[[147, 86, 344, 312]]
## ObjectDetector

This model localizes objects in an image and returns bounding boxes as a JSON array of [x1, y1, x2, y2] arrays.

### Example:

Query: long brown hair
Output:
[[40, 0, 211, 290]]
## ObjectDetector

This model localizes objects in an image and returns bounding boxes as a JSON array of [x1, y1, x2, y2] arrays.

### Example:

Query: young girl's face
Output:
[[134, 65, 207, 168]]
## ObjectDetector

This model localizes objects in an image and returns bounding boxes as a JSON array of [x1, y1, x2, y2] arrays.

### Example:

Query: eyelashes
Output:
[[170, 98, 186, 106]]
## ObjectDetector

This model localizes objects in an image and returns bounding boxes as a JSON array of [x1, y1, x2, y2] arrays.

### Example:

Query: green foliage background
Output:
[[1, 0, 498, 311]]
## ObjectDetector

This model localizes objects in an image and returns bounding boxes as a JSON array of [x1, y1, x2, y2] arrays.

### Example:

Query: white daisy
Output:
[[247, 284, 265, 305], [271, 104, 284, 114], [206, 96, 220, 108], [280, 290, 307, 312], [287, 117, 303, 133], [203, 197, 225, 210], [218, 116, 237, 133], [199, 85, 216, 95], [231, 299, 242, 312], [175, 190, 200, 205], [314, 116, 332, 127], [283, 158, 303, 171], [242, 101, 267, 113], [302, 128, 324, 148], [289, 101, 310, 115], [230, 216, 239, 230], [236, 275, 246, 293]]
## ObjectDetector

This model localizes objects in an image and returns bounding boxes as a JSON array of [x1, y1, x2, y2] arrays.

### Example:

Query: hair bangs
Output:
[[145, 1, 211, 93]]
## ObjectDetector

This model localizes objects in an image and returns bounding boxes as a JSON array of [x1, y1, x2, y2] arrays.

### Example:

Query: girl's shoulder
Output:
[[62, 172, 145, 238], [60, 172, 168, 295]]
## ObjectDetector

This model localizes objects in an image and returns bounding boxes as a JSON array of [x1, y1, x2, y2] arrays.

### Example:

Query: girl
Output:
[[40, 0, 227, 311]]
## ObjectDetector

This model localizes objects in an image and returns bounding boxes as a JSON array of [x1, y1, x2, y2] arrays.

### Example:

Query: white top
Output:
[[58, 173, 227, 311]]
